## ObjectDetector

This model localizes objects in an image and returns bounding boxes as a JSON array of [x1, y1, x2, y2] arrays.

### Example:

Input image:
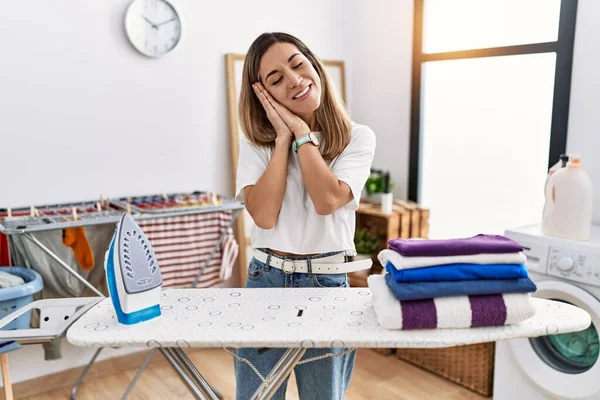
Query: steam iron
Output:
[[105, 213, 162, 325]]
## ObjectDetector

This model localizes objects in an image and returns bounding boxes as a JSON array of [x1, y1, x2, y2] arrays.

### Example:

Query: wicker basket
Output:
[[395, 343, 495, 397], [371, 347, 395, 356]]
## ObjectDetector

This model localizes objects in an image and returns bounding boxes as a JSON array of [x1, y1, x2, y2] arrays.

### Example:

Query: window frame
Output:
[[408, 0, 579, 202]]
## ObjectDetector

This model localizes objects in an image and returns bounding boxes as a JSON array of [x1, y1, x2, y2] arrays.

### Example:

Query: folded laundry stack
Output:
[[368, 234, 537, 330]]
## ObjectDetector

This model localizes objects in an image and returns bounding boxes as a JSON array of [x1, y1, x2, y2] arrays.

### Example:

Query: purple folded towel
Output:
[[388, 234, 523, 257]]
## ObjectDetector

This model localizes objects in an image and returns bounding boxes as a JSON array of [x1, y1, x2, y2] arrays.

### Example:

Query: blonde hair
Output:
[[239, 32, 351, 160]]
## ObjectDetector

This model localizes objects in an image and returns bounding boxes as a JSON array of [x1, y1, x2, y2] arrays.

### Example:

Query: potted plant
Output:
[[352, 229, 380, 262], [363, 170, 395, 204]]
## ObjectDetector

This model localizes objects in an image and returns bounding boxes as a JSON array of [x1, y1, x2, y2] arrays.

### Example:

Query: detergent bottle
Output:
[[542, 154, 593, 241], [541, 154, 568, 220]]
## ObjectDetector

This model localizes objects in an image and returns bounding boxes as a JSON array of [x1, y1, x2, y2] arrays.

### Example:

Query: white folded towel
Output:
[[367, 274, 535, 330], [378, 249, 527, 270]]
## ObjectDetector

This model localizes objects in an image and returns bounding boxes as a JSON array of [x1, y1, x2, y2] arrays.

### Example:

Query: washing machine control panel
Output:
[[547, 246, 600, 287]]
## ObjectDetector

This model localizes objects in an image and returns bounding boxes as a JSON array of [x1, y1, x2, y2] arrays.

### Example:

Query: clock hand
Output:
[[156, 17, 176, 27], [141, 15, 158, 29]]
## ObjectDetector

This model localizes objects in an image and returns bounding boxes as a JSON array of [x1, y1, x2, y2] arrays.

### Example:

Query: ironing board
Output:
[[0, 287, 591, 400]]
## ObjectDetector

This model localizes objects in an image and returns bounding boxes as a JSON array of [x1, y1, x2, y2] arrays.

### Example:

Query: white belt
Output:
[[253, 249, 372, 275]]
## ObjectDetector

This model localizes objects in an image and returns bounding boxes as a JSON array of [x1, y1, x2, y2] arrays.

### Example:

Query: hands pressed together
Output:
[[252, 82, 310, 143], [250, 82, 350, 217]]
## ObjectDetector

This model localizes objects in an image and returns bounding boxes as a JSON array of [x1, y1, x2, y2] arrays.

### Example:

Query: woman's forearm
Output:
[[245, 137, 291, 229], [296, 144, 350, 215]]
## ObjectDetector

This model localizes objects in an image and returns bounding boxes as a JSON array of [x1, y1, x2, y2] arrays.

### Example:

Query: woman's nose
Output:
[[288, 72, 303, 88]]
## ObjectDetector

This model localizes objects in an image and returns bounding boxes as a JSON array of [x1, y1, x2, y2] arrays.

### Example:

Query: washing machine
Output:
[[494, 223, 600, 400]]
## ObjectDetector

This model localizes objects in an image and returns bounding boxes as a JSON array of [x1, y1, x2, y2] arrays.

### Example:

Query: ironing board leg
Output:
[[23, 233, 104, 297], [120, 349, 156, 400], [160, 348, 219, 400], [249, 348, 306, 400], [169, 348, 222, 399], [70, 347, 103, 400], [1, 353, 13, 400]]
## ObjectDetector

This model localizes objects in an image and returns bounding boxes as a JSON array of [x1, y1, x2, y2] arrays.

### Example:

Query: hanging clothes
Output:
[[219, 228, 239, 281], [0, 209, 13, 266], [137, 211, 236, 288], [8, 223, 114, 360], [8, 224, 113, 298], [0, 233, 9, 266], [62, 225, 95, 271]]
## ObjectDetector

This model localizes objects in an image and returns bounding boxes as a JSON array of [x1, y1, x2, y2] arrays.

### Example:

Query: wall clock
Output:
[[124, 0, 181, 58]]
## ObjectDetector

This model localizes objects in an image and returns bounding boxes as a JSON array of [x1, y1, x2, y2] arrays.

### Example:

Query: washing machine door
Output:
[[508, 280, 600, 399]]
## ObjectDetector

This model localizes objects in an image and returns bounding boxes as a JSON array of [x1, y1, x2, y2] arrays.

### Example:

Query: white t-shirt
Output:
[[235, 123, 376, 255]]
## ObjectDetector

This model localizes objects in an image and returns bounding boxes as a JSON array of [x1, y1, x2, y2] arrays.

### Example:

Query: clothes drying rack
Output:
[[0, 191, 244, 399]]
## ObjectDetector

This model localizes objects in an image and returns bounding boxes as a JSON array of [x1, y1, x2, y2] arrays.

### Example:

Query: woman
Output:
[[235, 32, 376, 400]]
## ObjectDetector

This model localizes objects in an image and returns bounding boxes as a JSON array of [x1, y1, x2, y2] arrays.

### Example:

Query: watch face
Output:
[[125, 0, 181, 58], [311, 134, 320, 146]]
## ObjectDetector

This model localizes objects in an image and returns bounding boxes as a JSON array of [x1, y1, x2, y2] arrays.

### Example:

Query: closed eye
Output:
[[271, 62, 302, 85]]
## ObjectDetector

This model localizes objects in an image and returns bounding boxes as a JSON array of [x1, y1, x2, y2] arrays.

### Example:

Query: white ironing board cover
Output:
[[66, 288, 591, 349]]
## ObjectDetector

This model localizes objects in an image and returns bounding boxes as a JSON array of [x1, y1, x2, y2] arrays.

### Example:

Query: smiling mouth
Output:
[[293, 84, 311, 100]]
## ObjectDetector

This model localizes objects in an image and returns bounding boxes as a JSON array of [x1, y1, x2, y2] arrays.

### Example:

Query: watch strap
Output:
[[293, 133, 313, 153]]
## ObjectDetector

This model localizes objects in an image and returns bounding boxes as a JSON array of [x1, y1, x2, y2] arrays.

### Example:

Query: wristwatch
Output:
[[292, 132, 320, 153]]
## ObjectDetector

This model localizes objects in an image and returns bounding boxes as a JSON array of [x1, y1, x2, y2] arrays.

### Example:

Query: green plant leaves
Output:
[[354, 229, 379, 254]]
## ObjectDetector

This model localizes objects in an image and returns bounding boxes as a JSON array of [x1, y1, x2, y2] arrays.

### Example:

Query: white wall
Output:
[[567, 0, 600, 224], [0, 0, 346, 384], [0, 0, 346, 207], [343, 0, 414, 201]]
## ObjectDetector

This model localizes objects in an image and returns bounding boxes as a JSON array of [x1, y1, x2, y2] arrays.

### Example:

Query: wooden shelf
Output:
[[349, 263, 383, 288]]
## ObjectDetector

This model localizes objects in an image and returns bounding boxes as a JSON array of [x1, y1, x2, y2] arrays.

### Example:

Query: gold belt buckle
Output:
[[281, 259, 296, 274]]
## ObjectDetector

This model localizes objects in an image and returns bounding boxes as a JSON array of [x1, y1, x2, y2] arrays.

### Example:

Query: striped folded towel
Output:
[[368, 274, 535, 330]]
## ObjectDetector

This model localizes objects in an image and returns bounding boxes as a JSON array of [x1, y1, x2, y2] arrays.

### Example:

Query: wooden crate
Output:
[[350, 201, 430, 287], [355, 202, 401, 255], [393, 199, 430, 239], [348, 204, 397, 288]]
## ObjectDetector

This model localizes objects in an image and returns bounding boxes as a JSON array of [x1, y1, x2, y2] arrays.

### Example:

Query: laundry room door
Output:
[[508, 280, 600, 399]]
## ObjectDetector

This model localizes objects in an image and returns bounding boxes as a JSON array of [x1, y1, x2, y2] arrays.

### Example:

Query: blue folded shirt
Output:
[[385, 262, 529, 282], [384, 272, 537, 301]]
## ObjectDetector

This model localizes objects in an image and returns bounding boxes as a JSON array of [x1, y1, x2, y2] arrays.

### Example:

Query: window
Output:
[[410, 0, 578, 238]]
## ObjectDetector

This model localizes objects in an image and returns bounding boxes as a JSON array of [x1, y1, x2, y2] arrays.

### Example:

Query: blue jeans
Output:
[[234, 250, 356, 400]]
